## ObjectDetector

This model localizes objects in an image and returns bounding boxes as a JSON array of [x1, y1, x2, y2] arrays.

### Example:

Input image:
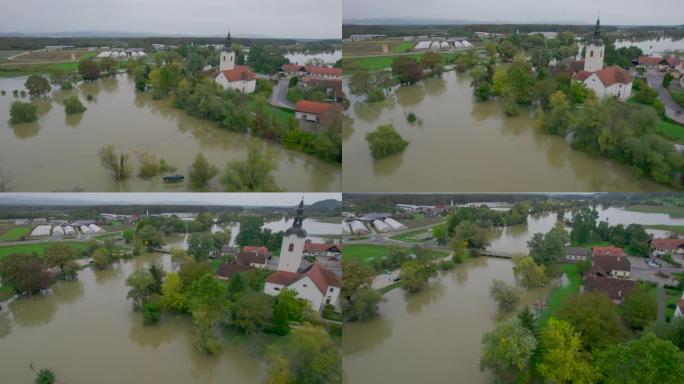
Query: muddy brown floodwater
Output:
[[342, 71, 672, 192], [0, 74, 340, 192]]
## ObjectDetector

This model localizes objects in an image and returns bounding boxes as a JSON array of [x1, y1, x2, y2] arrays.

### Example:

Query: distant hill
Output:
[[309, 199, 342, 210]]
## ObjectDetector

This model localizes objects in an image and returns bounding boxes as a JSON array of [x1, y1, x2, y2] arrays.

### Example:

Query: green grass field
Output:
[[389, 228, 433, 243], [342, 52, 457, 73], [392, 42, 414, 54], [656, 119, 684, 143], [0, 226, 31, 241], [343, 243, 448, 265], [665, 289, 682, 320], [537, 264, 581, 327], [0, 241, 90, 260], [626, 201, 684, 216]]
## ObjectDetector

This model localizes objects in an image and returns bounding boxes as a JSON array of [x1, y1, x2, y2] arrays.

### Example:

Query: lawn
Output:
[[0, 226, 31, 241], [389, 227, 433, 243], [626, 201, 684, 216], [343, 243, 448, 265], [665, 288, 682, 320], [342, 52, 457, 73], [537, 264, 581, 327], [656, 119, 684, 143], [0, 61, 81, 77], [0, 241, 90, 260], [393, 42, 414, 54]]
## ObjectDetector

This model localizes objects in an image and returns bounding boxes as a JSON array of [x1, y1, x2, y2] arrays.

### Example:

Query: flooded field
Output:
[[616, 37, 684, 54], [0, 74, 340, 192], [285, 49, 341, 65], [343, 71, 671, 192]]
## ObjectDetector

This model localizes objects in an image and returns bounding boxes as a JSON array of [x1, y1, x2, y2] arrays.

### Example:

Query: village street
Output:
[[646, 72, 684, 124], [270, 78, 295, 110]]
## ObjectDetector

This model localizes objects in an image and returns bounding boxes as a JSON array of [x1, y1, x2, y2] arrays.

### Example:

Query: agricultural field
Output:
[[0, 226, 32, 242], [342, 51, 457, 73], [7, 49, 95, 62], [0, 241, 90, 260], [342, 39, 409, 56], [343, 243, 448, 265]]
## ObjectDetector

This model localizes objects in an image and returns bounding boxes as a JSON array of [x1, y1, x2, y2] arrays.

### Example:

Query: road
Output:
[[270, 78, 295, 110], [646, 72, 684, 124]]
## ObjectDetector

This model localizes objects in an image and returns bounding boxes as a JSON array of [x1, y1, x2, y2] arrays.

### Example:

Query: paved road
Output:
[[270, 78, 295, 110], [646, 72, 684, 124]]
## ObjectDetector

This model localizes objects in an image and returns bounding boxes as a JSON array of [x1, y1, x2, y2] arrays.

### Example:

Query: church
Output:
[[571, 18, 632, 101], [214, 33, 256, 94], [263, 199, 341, 312]]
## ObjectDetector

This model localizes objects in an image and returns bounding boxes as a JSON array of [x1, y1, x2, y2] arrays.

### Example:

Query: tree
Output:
[[399, 259, 435, 293], [186, 53, 206, 76], [421, 51, 443, 75], [9, 101, 38, 124], [365, 124, 409, 159], [98, 144, 131, 180], [621, 283, 657, 330], [272, 297, 290, 336], [63, 95, 86, 115], [452, 220, 489, 250], [517, 306, 535, 333], [341, 259, 374, 304], [161, 272, 187, 312], [537, 318, 599, 384], [230, 291, 273, 334], [188, 152, 218, 190], [350, 287, 384, 321], [138, 225, 163, 248], [663, 72, 674, 88], [597, 333, 684, 383], [125, 269, 155, 311], [558, 292, 625, 351], [142, 294, 162, 325], [220, 146, 282, 192], [43, 243, 78, 280], [511, 256, 548, 288], [570, 207, 598, 245], [186, 274, 229, 354], [78, 59, 100, 80], [391, 56, 423, 84], [0, 253, 52, 294], [90, 248, 112, 270], [24, 75, 51, 98], [480, 317, 537, 384], [349, 70, 374, 98], [266, 325, 341, 384], [35, 368, 56, 384], [489, 279, 521, 313]]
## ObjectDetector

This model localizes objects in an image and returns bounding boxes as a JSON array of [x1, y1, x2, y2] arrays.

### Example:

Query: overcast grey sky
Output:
[[343, 0, 683, 25], [1, 0, 341, 38], [0, 193, 340, 206]]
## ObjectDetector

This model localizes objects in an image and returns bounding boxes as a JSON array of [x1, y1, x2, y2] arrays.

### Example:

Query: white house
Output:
[[264, 198, 342, 311], [571, 18, 632, 101], [214, 32, 256, 94], [676, 291, 684, 318]]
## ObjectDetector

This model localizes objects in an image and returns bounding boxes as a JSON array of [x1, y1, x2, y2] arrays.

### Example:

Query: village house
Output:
[[221, 245, 239, 256], [583, 275, 636, 304], [242, 245, 269, 256], [281, 64, 307, 77], [304, 65, 342, 80], [295, 100, 340, 133], [565, 247, 591, 262], [571, 18, 632, 101], [214, 33, 256, 94], [650, 238, 684, 256], [303, 242, 343, 260], [216, 262, 250, 281], [235, 250, 268, 269], [591, 253, 631, 279], [263, 199, 341, 311], [592, 245, 623, 258], [300, 77, 343, 102]]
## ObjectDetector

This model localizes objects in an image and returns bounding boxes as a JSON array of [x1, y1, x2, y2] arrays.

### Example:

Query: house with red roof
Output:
[[295, 100, 341, 133], [303, 242, 343, 259], [304, 65, 342, 80], [592, 245, 623, 258], [571, 18, 632, 101], [242, 245, 269, 256], [650, 238, 684, 256], [214, 32, 256, 93], [583, 275, 635, 304]]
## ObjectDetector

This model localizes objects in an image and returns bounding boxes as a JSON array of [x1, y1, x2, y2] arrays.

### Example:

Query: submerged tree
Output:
[[98, 144, 131, 180], [188, 152, 218, 190], [219, 146, 282, 192], [365, 124, 409, 159]]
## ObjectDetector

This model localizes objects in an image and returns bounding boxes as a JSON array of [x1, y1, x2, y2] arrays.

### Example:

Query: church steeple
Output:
[[223, 31, 232, 52], [293, 197, 304, 229], [593, 17, 602, 42]]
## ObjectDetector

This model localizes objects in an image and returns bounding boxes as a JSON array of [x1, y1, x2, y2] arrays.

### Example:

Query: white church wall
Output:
[[278, 233, 306, 273]]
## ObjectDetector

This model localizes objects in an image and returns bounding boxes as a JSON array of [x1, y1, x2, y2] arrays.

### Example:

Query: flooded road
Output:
[[342, 71, 671, 192], [342, 257, 551, 384], [0, 251, 266, 384], [0, 75, 340, 192]]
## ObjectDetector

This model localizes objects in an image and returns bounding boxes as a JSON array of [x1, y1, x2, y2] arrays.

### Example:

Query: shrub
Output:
[[9, 101, 38, 124], [406, 112, 417, 122], [63, 95, 87, 115], [366, 89, 386, 102], [671, 89, 684, 109], [365, 124, 409, 159]]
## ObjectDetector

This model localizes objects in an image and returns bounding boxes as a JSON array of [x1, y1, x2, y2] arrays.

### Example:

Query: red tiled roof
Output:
[[638, 56, 664, 66], [266, 270, 302, 286], [305, 262, 341, 294], [216, 263, 250, 279], [295, 100, 338, 116], [666, 56, 681, 67], [568, 60, 585, 73], [236, 251, 266, 266], [652, 238, 684, 250], [220, 65, 255, 82], [304, 243, 342, 253], [592, 254, 631, 276], [282, 64, 305, 73], [583, 275, 635, 302], [592, 245, 623, 258], [573, 70, 593, 81], [574, 66, 632, 87], [305, 65, 342, 77], [243, 246, 268, 255]]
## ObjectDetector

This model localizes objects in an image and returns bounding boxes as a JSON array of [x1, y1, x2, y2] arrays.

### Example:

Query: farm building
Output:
[[373, 220, 393, 233], [350, 220, 369, 235], [384, 218, 408, 231]]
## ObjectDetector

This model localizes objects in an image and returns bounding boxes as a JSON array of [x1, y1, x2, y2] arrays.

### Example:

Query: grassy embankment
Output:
[[536, 264, 581, 327], [342, 243, 448, 265], [628, 88, 684, 143], [0, 226, 31, 241], [0, 241, 90, 260], [389, 227, 434, 243]]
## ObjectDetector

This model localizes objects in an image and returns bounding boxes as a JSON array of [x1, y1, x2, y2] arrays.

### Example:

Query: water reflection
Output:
[[10, 122, 41, 139], [0, 310, 11, 338]]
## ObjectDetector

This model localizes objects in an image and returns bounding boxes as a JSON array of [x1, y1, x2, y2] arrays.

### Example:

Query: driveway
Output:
[[270, 78, 295, 110], [645, 72, 684, 124]]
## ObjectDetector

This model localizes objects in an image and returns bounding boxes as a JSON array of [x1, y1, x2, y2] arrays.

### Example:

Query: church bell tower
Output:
[[219, 31, 235, 72], [583, 17, 605, 72], [277, 198, 307, 273]]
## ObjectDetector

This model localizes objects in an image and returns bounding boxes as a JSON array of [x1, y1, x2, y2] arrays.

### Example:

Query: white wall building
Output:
[[214, 32, 256, 94]]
